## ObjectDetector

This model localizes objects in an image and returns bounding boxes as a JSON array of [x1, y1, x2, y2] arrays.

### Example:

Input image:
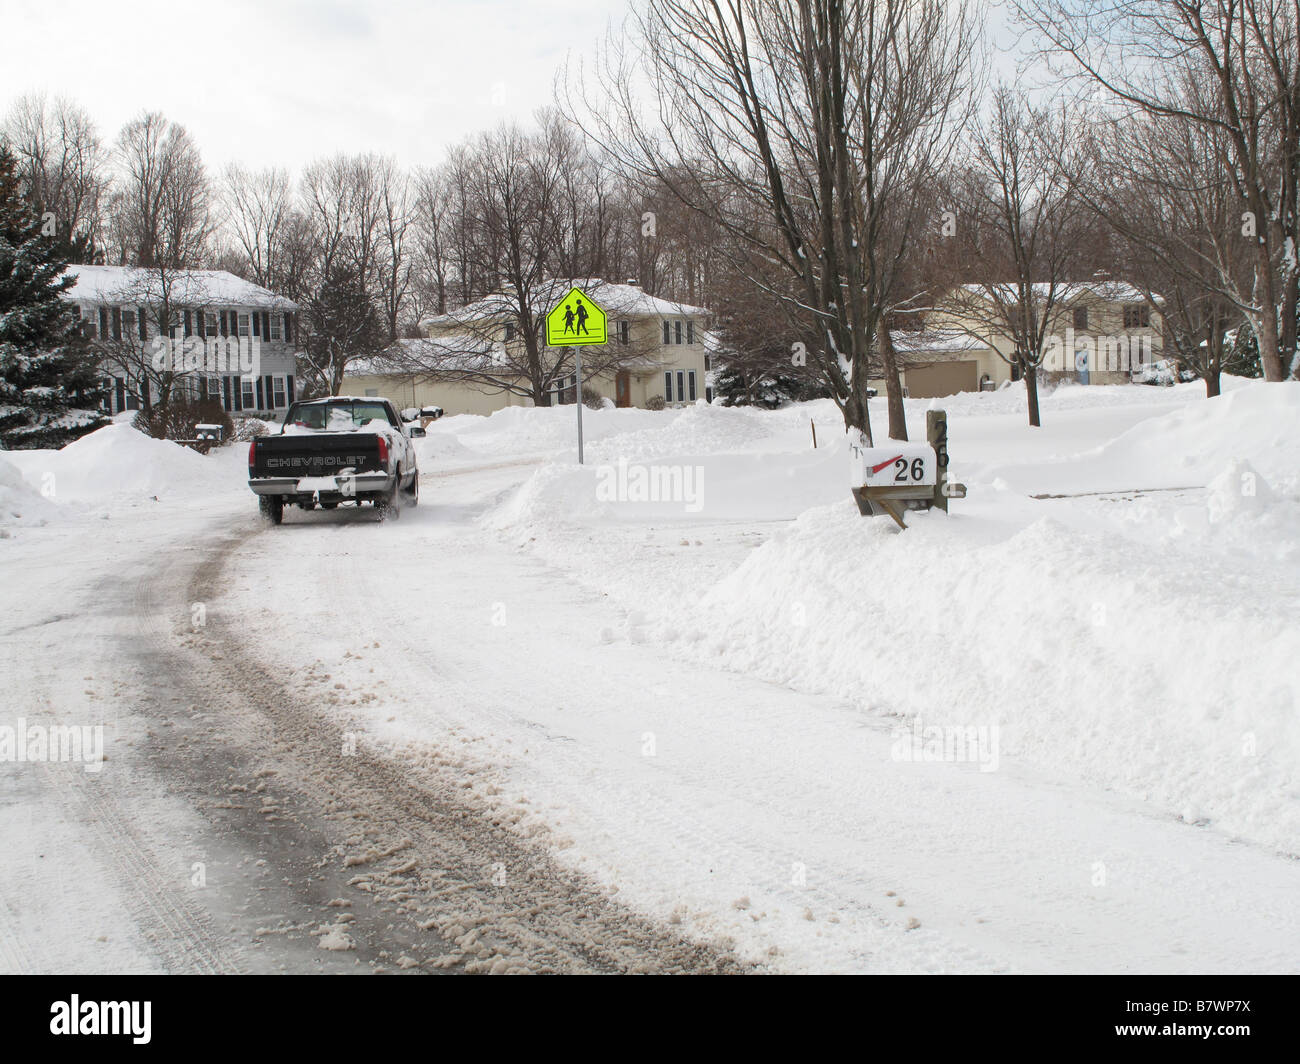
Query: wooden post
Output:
[[811, 420, 818, 449], [927, 409, 949, 513]]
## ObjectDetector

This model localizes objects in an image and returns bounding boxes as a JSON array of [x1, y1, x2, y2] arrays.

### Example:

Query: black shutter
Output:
[[265, 374, 274, 408], [195, 311, 204, 339], [232, 376, 242, 412], [287, 375, 295, 403], [139, 310, 147, 340], [115, 377, 125, 412], [262, 311, 270, 340], [284, 313, 292, 343], [221, 376, 231, 412], [255, 377, 264, 409], [99, 307, 108, 338], [252, 311, 261, 338], [184, 310, 192, 338]]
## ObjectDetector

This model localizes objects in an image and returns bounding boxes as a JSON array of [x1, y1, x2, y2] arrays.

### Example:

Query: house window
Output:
[[269, 314, 282, 341], [687, 321, 695, 344], [273, 377, 286, 408], [663, 321, 671, 345], [1073, 307, 1088, 331], [205, 377, 221, 402], [206, 312, 218, 336], [675, 321, 683, 345], [238, 313, 250, 337], [504, 323, 515, 342], [676, 370, 685, 402], [241, 379, 255, 409], [122, 310, 136, 338], [704, 354, 712, 371], [364, 388, 379, 397], [1123, 304, 1150, 329], [664, 371, 672, 402], [688, 370, 697, 401]]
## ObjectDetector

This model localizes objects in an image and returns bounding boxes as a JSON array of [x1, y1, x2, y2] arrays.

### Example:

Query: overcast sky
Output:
[[3, 0, 1028, 174]]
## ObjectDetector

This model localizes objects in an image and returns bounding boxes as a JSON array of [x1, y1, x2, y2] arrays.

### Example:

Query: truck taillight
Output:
[[376, 436, 388, 464], [248, 441, 256, 471]]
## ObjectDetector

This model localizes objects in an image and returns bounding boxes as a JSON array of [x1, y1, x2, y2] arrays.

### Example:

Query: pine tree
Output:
[[0, 143, 105, 449]]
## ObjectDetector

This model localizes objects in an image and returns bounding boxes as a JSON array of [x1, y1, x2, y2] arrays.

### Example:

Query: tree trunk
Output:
[[1205, 371, 1221, 398], [879, 327, 907, 441], [1025, 363, 1041, 428]]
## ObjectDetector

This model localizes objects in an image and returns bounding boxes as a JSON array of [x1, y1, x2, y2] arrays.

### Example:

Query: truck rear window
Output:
[[288, 402, 393, 431]]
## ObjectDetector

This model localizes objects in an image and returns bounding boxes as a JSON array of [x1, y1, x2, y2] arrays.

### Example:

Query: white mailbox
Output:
[[848, 438, 938, 490]]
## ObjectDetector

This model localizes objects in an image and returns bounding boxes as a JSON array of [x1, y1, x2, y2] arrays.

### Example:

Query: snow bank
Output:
[[5, 423, 233, 505], [485, 381, 1300, 854], [0, 454, 59, 531]]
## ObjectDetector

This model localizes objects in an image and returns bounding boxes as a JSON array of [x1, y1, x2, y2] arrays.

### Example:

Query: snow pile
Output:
[[0, 454, 59, 531], [431, 404, 679, 458], [4, 423, 232, 505], [485, 380, 1300, 854]]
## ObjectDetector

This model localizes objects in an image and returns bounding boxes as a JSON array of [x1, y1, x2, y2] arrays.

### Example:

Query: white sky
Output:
[[3, 0, 1031, 174]]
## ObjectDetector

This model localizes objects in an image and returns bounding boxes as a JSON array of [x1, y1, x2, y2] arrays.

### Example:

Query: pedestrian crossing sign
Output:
[[545, 287, 608, 347]]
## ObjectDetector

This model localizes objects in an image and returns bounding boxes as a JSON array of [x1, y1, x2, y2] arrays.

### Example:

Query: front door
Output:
[[615, 370, 631, 408]]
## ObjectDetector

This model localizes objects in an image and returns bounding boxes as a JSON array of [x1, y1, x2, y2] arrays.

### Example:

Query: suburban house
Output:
[[344, 279, 713, 415], [64, 265, 300, 417], [882, 280, 1165, 398]]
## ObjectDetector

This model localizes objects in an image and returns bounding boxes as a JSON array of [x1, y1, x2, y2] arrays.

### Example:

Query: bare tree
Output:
[[221, 163, 293, 289], [939, 88, 1087, 427], [570, 0, 980, 444], [1015, 0, 1300, 381], [3, 93, 110, 262], [110, 111, 212, 270]]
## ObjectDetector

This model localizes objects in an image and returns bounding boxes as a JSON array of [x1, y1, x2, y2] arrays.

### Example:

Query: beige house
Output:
[[345, 279, 713, 415], [883, 281, 1165, 397]]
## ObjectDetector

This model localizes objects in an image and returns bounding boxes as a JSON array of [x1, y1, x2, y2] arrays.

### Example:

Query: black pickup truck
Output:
[[248, 396, 423, 524]]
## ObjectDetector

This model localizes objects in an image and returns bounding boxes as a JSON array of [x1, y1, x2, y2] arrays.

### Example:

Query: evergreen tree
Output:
[[0, 143, 105, 449]]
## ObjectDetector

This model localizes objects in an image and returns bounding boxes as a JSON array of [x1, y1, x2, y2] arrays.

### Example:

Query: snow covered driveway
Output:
[[3, 380, 1299, 973]]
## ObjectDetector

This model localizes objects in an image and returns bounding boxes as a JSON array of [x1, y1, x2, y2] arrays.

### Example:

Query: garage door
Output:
[[905, 360, 979, 398]]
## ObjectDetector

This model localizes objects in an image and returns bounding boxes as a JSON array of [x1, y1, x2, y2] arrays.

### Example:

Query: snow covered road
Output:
[[3, 381, 1299, 973]]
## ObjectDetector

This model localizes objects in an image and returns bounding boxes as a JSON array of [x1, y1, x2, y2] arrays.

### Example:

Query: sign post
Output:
[[544, 287, 609, 465]]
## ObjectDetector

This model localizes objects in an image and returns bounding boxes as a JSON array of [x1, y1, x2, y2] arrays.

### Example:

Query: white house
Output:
[[65, 265, 300, 417]]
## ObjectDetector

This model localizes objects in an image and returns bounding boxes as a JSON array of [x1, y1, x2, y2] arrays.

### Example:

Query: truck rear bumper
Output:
[[250, 474, 392, 496]]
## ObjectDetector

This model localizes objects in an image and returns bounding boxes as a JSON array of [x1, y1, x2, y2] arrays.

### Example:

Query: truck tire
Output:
[[259, 495, 284, 525], [403, 470, 419, 507], [377, 478, 401, 521]]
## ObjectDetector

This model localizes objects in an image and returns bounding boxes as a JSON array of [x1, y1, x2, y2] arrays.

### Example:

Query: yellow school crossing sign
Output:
[[545, 287, 608, 346]]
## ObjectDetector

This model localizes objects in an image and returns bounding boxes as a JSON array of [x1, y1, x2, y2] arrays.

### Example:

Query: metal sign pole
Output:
[[575, 345, 584, 465]]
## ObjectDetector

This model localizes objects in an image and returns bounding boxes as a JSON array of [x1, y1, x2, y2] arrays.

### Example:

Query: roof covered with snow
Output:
[[893, 328, 991, 354], [63, 265, 298, 311], [421, 279, 711, 330], [955, 280, 1162, 306]]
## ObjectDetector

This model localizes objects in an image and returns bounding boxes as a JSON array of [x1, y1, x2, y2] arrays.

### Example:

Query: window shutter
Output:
[[139, 310, 147, 340], [287, 375, 295, 403], [111, 307, 122, 341], [284, 313, 292, 343], [664, 371, 671, 402], [252, 311, 261, 338], [221, 376, 231, 411], [663, 321, 670, 345], [195, 311, 205, 339], [262, 311, 270, 340], [255, 377, 264, 408], [232, 375, 242, 412], [184, 310, 192, 338], [99, 307, 109, 338], [115, 377, 125, 412], [265, 374, 274, 408]]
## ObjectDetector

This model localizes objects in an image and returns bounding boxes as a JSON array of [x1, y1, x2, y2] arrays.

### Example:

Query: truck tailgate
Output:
[[251, 434, 386, 479]]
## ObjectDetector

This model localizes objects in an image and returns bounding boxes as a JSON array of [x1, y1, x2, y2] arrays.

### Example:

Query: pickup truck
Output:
[[248, 396, 424, 524]]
